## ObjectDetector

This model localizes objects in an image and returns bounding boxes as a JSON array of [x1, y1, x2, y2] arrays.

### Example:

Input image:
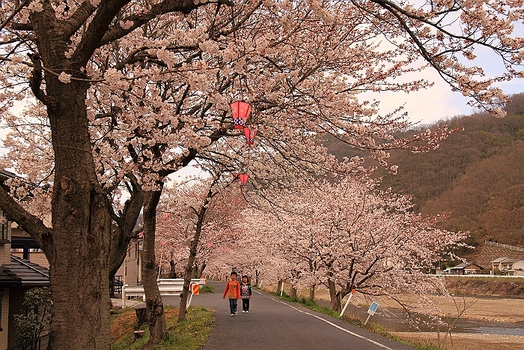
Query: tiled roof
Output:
[[448, 261, 483, 269], [0, 255, 49, 288]]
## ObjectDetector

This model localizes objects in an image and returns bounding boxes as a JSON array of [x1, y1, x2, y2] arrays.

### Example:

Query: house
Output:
[[0, 209, 10, 349], [508, 260, 524, 276], [491, 257, 521, 273], [0, 255, 50, 349], [0, 207, 51, 349], [10, 224, 49, 268], [113, 235, 143, 298], [0, 168, 145, 302], [0, 170, 51, 349], [444, 262, 484, 275]]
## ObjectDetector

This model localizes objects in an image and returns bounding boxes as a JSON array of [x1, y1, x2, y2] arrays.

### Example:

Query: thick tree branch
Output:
[[61, 1, 98, 39], [72, 0, 132, 66], [0, 185, 53, 257], [27, 52, 57, 110], [98, 0, 234, 47]]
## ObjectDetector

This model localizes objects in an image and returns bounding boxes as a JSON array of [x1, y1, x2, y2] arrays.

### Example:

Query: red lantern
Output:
[[230, 101, 252, 129], [239, 173, 248, 185], [243, 127, 257, 145]]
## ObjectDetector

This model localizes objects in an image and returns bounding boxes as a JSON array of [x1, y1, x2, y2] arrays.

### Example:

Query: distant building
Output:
[[114, 236, 143, 292], [0, 170, 50, 348], [444, 262, 484, 275], [491, 257, 521, 273], [509, 260, 524, 276], [10, 224, 49, 268], [477, 241, 524, 270]]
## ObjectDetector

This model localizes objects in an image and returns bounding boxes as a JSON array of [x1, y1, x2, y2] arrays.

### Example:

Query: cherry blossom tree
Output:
[[0, 0, 522, 348], [155, 173, 234, 321], [241, 175, 468, 312], [156, 178, 247, 282]]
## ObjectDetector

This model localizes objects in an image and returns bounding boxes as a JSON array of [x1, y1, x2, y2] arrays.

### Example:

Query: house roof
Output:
[[493, 257, 521, 264], [492, 257, 510, 263], [0, 255, 50, 288], [10, 236, 41, 249], [449, 261, 483, 270]]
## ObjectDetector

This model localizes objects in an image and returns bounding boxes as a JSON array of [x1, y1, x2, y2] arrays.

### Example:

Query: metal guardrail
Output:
[[123, 278, 205, 298]]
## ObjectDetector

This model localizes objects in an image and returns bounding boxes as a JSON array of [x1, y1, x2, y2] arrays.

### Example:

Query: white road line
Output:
[[271, 297, 393, 350]]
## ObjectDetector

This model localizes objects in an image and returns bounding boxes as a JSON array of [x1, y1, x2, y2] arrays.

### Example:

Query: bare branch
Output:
[[0, 0, 32, 31]]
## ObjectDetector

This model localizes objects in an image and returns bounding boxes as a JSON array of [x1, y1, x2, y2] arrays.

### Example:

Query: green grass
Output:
[[110, 305, 214, 349], [273, 292, 447, 350], [200, 285, 215, 293]]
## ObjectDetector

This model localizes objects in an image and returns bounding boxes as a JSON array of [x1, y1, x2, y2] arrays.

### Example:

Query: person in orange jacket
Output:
[[222, 271, 241, 316]]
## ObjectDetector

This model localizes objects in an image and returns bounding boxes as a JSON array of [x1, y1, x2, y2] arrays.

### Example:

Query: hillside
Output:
[[323, 93, 524, 252]]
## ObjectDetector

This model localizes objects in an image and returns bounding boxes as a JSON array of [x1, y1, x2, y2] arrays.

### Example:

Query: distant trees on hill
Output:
[[324, 93, 524, 250], [421, 141, 524, 247]]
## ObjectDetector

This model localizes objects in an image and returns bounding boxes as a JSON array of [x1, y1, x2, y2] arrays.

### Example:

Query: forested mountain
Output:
[[323, 93, 524, 252]]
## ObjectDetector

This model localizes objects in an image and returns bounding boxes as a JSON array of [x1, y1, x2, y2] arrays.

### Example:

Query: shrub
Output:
[[13, 287, 53, 349], [200, 285, 214, 293]]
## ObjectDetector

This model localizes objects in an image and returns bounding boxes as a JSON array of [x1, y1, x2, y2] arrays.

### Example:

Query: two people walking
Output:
[[222, 271, 252, 316]]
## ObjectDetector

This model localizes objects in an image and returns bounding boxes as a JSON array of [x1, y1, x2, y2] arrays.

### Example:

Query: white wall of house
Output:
[[115, 239, 142, 288], [511, 260, 524, 276]]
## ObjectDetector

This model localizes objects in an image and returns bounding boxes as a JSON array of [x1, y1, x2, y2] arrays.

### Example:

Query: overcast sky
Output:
[[364, 69, 523, 127]]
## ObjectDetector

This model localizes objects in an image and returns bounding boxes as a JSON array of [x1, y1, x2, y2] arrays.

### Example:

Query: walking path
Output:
[[190, 281, 414, 350]]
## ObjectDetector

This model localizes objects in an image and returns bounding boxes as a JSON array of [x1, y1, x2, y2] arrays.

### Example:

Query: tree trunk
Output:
[[196, 261, 206, 278], [43, 77, 113, 348], [309, 285, 316, 301], [289, 285, 297, 298], [328, 279, 342, 311], [168, 258, 178, 278], [142, 190, 167, 346], [178, 198, 209, 322], [277, 279, 283, 294]]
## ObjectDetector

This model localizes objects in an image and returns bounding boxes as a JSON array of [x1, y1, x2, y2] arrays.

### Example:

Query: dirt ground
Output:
[[390, 332, 524, 350], [386, 296, 524, 350], [379, 295, 524, 323]]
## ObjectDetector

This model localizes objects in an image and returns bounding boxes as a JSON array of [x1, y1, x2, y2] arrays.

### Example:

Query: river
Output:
[[342, 304, 524, 336]]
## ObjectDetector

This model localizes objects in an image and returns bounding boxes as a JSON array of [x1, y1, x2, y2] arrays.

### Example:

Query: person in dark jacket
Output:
[[240, 275, 252, 313]]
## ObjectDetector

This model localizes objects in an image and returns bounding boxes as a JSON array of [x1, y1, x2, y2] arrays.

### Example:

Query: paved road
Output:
[[170, 281, 414, 350]]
